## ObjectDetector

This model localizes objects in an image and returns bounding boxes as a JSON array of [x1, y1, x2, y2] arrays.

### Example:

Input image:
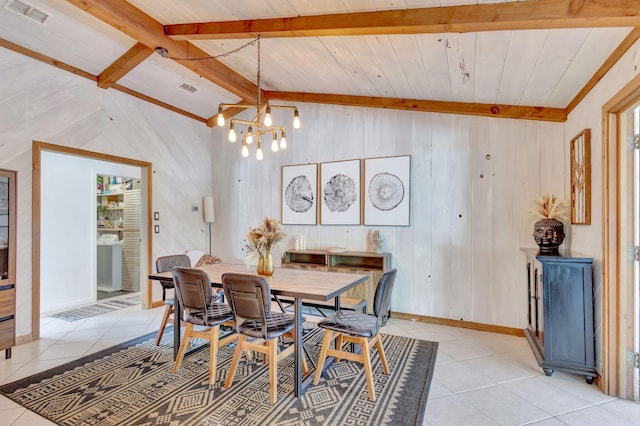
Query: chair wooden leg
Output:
[[268, 339, 278, 403], [155, 304, 173, 346], [360, 337, 376, 402], [373, 335, 390, 375], [173, 322, 193, 373], [208, 326, 221, 385], [335, 333, 344, 362], [225, 334, 246, 389], [313, 330, 334, 385], [301, 349, 309, 375]]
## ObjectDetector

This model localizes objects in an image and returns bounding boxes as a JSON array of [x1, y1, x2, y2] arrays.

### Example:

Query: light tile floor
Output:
[[0, 297, 638, 425]]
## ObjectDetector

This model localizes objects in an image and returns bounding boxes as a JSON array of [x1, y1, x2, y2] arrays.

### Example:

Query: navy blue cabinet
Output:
[[522, 249, 596, 384]]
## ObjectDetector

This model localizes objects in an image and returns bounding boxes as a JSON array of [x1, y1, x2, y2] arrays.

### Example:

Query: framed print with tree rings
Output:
[[319, 159, 361, 225], [281, 163, 317, 225], [363, 155, 410, 226]]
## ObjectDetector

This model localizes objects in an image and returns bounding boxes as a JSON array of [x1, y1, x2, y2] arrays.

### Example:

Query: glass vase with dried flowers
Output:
[[244, 217, 286, 276], [531, 193, 569, 255]]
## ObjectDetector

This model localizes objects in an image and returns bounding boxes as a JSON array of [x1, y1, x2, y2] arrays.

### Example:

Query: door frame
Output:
[[32, 141, 153, 340], [602, 73, 640, 399]]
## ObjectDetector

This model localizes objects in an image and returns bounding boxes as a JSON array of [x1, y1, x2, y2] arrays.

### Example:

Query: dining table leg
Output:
[[294, 297, 302, 397]]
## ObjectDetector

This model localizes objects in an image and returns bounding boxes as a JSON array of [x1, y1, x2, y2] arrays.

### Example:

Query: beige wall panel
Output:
[[429, 114, 455, 318], [408, 113, 432, 315], [470, 117, 494, 324], [492, 119, 520, 327], [449, 115, 473, 320]]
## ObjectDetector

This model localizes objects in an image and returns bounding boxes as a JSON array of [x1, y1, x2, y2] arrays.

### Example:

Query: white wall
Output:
[[211, 105, 566, 328], [40, 151, 140, 313], [0, 47, 214, 337]]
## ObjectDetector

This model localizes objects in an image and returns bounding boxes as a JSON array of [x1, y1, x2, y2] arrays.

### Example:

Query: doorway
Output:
[[32, 141, 153, 340], [618, 101, 640, 401], [96, 173, 141, 300], [632, 104, 640, 402], [602, 75, 640, 401]]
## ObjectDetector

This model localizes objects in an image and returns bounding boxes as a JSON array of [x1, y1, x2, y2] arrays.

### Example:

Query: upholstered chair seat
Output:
[[171, 267, 238, 385], [222, 272, 308, 403], [313, 269, 397, 402]]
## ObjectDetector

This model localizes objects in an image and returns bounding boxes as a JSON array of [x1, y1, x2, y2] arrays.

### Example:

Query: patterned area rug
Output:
[[0, 328, 437, 425], [48, 294, 141, 321]]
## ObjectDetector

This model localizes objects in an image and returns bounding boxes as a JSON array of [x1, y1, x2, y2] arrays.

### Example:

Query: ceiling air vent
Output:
[[177, 82, 199, 95], [4, 0, 50, 24]]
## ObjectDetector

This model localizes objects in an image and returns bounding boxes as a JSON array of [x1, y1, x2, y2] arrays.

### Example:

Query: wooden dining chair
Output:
[[222, 272, 308, 403], [313, 268, 397, 402], [171, 266, 238, 385], [154, 254, 191, 346]]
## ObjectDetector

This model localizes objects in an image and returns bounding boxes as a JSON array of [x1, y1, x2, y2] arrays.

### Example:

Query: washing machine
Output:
[[97, 234, 123, 292]]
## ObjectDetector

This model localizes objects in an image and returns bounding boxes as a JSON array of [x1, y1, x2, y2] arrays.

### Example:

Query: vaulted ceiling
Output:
[[1, 0, 639, 125]]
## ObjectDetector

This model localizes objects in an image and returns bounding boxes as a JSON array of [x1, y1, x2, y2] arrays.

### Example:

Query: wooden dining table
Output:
[[148, 262, 367, 398]]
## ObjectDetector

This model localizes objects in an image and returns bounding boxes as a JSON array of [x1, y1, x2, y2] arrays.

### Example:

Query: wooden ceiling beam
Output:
[[66, 0, 259, 102], [165, 0, 640, 40], [97, 42, 153, 89], [0, 37, 96, 82], [266, 91, 567, 123]]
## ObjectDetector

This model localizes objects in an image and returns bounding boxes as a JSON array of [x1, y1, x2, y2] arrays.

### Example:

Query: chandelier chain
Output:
[[257, 35, 261, 116], [162, 37, 259, 61]]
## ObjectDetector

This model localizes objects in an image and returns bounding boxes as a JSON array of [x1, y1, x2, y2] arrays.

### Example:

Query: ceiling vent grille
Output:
[[178, 83, 198, 94], [4, 0, 50, 23]]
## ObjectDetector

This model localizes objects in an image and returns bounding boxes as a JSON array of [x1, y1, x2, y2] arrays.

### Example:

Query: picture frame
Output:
[[570, 129, 591, 225], [363, 155, 411, 226], [281, 163, 318, 225], [319, 159, 361, 225]]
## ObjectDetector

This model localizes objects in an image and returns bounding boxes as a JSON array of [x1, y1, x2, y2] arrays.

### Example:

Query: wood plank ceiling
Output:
[[1, 0, 639, 124]]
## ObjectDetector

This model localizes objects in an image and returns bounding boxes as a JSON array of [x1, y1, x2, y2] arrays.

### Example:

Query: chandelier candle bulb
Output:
[[293, 109, 300, 128], [246, 126, 253, 144], [241, 141, 249, 157], [264, 106, 272, 127], [216, 106, 225, 127], [228, 123, 237, 142], [256, 137, 264, 161]]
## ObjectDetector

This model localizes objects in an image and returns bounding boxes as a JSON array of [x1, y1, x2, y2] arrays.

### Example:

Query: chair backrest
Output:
[[156, 254, 191, 293], [221, 273, 272, 338], [373, 269, 397, 322], [156, 254, 191, 274], [172, 266, 214, 324]]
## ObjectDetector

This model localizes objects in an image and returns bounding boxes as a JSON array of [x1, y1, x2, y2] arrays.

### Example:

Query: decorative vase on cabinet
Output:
[[522, 248, 596, 384]]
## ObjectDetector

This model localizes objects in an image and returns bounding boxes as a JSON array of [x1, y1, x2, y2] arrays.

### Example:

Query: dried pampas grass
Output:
[[244, 217, 286, 266], [531, 193, 569, 223]]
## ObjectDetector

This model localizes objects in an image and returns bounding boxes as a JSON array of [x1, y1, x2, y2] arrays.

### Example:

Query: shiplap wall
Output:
[[4, 38, 639, 339], [211, 105, 566, 328], [0, 48, 213, 337]]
